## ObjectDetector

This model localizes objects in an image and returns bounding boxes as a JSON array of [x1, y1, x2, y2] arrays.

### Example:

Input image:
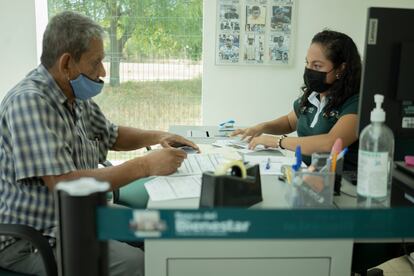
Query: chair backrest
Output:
[[0, 224, 57, 276]]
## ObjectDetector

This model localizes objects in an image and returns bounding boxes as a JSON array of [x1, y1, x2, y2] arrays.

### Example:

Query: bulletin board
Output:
[[216, 0, 296, 65]]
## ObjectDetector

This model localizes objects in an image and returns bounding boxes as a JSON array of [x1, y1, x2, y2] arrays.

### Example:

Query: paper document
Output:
[[243, 155, 298, 175], [174, 153, 224, 176], [145, 176, 202, 201], [213, 138, 266, 153]]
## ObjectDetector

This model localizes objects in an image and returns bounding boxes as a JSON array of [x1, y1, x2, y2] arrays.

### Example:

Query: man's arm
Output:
[[42, 147, 187, 191], [111, 126, 199, 152], [42, 157, 147, 190], [111, 126, 167, 151]]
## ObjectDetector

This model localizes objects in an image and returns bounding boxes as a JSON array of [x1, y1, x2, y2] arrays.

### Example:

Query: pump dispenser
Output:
[[357, 94, 394, 207], [370, 94, 386, 122]]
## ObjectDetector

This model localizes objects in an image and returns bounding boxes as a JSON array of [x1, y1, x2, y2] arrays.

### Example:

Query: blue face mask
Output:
[[69, 73, 104, 100]]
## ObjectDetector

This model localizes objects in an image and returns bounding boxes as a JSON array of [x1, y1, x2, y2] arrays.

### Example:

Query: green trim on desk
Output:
[[97, 207, 414, 241], [117, 177, 153, 208]]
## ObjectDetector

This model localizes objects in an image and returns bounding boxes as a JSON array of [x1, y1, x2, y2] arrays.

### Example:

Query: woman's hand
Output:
[[230, 124, 265, 141], [248, 135, 279, 150]]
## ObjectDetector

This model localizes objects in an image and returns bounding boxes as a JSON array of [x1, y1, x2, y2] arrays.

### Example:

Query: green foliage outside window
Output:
[[48, 0, 202, 86]]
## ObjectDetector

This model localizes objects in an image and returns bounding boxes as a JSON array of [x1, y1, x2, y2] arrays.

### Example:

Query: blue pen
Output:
[[292, 145, 302, 171], [265, 158, 271, 170], [337, 147, 348, 160]]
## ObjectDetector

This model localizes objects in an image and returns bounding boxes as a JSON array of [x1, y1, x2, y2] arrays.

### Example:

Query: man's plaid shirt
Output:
[[0, 65, 118, 250]]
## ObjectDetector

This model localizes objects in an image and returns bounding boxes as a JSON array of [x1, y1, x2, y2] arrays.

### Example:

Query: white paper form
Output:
[[174, 153, 224, 176], [144, 176, 202, 201], [213, 138, 269, 153], [243, 155, 297, 175]]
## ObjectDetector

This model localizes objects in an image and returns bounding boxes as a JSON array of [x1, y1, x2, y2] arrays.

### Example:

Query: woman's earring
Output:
[[336, 73, 341, 79]]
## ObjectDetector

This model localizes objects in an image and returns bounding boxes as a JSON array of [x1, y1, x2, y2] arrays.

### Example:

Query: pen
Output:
[[281, 165, 292, 184], [265, 158, 271, 170], [330, 138, 343, 172], [285, 166, 293, 184], [337, 147, 348, 160], [331, 152, 338, 172], [292, 145, 302, 171]]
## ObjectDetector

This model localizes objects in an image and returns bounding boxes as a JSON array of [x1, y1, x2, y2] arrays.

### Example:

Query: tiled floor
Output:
[[376, 255, 414, 276]]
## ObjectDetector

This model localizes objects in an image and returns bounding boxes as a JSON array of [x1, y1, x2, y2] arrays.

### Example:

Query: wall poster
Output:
[[216, 0, 295, 65]]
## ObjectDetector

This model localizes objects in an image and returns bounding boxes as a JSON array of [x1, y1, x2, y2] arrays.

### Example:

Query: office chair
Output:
[[0, 224, 57, 276]]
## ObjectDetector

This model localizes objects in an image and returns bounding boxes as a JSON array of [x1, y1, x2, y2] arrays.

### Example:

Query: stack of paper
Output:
[[174, 153, 224, 176], [145, 153, 225, 201], [144, 176, 202, 201]]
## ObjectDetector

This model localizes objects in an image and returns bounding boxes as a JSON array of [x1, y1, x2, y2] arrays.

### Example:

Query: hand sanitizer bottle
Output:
[[357, 94, 394, 207]]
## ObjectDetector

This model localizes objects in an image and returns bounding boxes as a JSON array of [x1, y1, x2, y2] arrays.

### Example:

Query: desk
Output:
[[145, 126, 354, 276]]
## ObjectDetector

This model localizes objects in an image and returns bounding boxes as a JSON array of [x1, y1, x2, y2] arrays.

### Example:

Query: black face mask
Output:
[[303, 67, 334, 93]]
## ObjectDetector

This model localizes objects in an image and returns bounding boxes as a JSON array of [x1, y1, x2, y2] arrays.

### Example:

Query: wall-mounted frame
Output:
[[216, 0, 296, 66]]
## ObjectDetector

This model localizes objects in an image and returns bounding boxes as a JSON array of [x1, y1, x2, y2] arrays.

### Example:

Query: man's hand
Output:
[[230, 124, 264, 141], [159, 133, 200, 152], [143, 148, 187, 176]]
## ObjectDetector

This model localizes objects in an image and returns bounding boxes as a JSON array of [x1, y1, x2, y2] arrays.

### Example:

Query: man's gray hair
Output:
[[41, 11, 105, 69]]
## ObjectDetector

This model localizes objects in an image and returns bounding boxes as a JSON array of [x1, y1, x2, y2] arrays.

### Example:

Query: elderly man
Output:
[[0, 11, 198, 276]]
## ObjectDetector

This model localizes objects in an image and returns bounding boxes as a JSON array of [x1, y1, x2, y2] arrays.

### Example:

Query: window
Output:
[[48, 0, 203, 161]]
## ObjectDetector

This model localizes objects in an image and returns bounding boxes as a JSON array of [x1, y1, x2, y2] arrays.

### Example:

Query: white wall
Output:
[[0, 1, 38, 99], [202, 0, 414, 126]]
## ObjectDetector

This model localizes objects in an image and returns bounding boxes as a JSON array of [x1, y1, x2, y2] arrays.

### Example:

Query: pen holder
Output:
[[199, 164, 262, 208], [288, 171, 335, 208], [311, 152, 344, 196]]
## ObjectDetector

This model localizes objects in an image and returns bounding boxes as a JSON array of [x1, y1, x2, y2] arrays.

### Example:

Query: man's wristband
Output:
[[277, 135, 287, 149]]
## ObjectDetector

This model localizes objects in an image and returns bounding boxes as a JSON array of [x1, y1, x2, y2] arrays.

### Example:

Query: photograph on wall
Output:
[[244, 33, 265, 63], [219, 2, 241, 31], [218, 33, 240, 63], [270, 5, 292, 32], [216, 0, 295, 65], [245, 5, 266, 33], [268, 32, 289, 63]]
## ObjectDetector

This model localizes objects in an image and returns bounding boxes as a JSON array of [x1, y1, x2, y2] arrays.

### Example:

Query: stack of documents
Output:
[[145, 153, 225, 201], [144, 176, 202, 201], [174, 153, 223, 176]]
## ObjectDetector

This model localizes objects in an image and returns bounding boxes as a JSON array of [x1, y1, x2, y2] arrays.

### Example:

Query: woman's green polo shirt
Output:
[[293, 93, 359, 170]]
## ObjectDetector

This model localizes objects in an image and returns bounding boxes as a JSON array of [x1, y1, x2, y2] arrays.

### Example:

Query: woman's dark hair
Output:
[[300, 30, 362, 115]]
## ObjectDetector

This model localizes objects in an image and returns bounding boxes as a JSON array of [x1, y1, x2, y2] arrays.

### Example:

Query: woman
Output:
[[232, 30, 362, 170]]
